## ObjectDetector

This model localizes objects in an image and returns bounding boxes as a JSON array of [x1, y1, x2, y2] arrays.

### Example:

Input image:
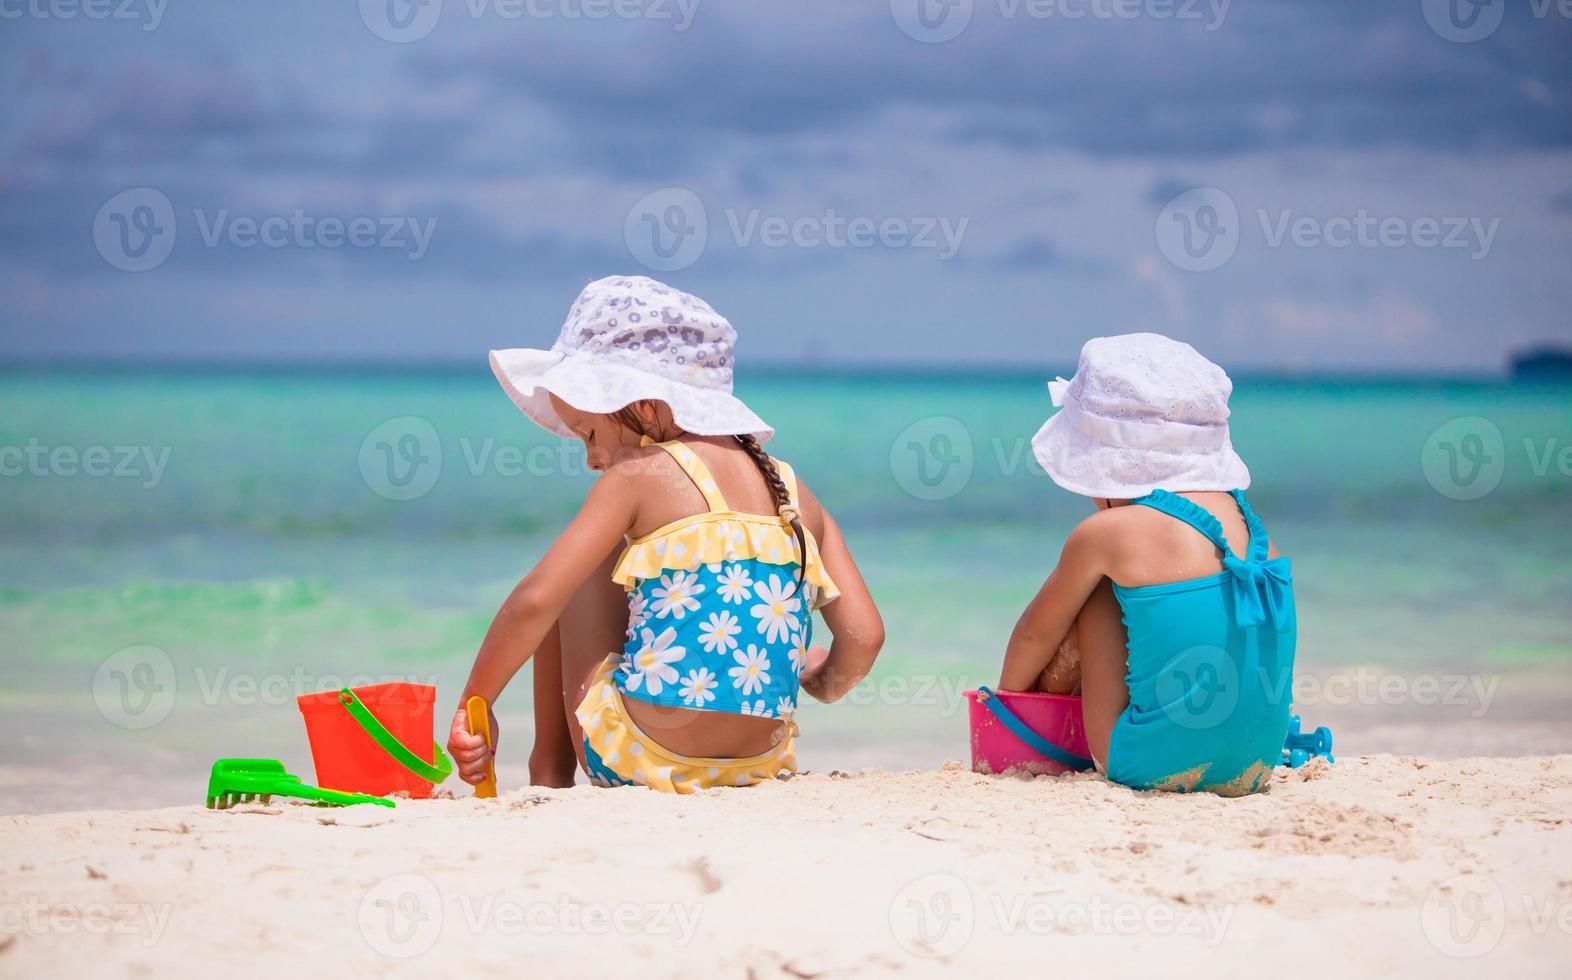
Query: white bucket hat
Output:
[[489, 275, 773, 442], [1031, 333, 1250, 499]]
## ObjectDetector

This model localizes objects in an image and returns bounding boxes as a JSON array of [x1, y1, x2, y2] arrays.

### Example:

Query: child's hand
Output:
[[1035, 637, 1082, 695], [798, 645, 836, 703], [446, 706, 498, 786]]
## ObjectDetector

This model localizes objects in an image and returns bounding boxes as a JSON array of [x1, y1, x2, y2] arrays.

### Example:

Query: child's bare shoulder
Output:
[[1066, 505, 1172, 561], [598, 444, 678, 491]]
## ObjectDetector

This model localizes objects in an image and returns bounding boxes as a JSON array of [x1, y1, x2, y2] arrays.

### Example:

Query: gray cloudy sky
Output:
[[1, 0, 1569, 371]]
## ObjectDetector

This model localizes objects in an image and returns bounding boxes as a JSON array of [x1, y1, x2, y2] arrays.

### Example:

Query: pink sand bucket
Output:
[[966, 686, 1094, 775]]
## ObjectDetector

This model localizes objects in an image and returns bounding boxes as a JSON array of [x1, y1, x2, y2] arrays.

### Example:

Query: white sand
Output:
[[2, 755, 1570, 978]]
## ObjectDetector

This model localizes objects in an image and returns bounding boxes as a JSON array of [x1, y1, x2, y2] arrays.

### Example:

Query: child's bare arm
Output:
[[999, 518, 1110, 691], [796, 482, 884, 703], [460, 467, 638, 705]]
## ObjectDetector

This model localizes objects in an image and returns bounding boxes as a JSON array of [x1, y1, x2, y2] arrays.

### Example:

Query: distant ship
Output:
[[1509, 345, 1572, 381]]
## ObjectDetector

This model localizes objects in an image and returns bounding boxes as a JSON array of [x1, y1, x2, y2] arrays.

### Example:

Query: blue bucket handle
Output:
[[976, 685, 1094, 772]]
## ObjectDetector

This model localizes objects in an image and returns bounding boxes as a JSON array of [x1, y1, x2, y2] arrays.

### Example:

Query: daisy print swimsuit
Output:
[[610, 438, 839, 720]]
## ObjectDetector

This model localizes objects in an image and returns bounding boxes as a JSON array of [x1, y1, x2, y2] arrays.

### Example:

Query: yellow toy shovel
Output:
[[466, 695, 497, 799]]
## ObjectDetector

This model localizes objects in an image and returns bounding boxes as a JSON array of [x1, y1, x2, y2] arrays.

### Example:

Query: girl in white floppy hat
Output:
[[997, 333, 1297, 796], [447, 276, 884, 793]]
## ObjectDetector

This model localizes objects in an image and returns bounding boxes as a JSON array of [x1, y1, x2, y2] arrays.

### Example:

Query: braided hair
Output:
[[610, 402, 807, 600], [733, 433, 808, 600]]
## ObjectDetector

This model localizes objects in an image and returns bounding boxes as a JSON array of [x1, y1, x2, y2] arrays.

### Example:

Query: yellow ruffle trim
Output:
[[612, 514, 840, 606]]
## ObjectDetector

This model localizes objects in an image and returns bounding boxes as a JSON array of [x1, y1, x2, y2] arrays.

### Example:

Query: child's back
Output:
[[1090, 489, 1294, 795], [449, 276, 884, 794], [586, 433, 840, 768], [1001, 334, 1296, 796]]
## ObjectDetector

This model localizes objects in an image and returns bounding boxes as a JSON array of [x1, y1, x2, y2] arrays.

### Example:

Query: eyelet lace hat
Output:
[[1031, 333, 1250, 499], [490, 275, 772, 442]]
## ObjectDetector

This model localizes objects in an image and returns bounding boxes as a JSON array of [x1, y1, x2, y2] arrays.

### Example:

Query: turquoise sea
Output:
[[2, 369, 1569, 812]]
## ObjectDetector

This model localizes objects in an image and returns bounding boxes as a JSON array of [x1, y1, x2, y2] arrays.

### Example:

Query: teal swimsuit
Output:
[[1105, 490, 1296, 796]]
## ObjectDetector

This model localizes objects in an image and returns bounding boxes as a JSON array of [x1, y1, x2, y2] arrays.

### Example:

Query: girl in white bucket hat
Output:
[[448, 275, 884, 793], [993, 333, 1301, 796]]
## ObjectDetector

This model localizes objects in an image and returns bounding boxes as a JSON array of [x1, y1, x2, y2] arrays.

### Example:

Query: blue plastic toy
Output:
[[1281, 715, 1335, 768]]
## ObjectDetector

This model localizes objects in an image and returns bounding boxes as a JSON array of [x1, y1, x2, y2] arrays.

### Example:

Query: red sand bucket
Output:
[[297, 683, 452, 799], [965, 686, 1094, 776]]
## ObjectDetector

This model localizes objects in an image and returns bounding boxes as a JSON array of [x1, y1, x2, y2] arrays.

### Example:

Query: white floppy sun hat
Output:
[[1031, 332, 1251, 499], [490, 275, 772, 442]]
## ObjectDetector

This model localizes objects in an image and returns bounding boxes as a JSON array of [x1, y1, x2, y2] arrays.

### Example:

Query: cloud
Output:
[[415, 2, 1572, 159], [0, 1, 1568, 369], [1145, 177, 1199, 208]]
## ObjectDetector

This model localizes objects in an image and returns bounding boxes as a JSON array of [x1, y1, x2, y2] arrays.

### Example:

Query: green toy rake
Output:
[[204, 758, 396, 810]]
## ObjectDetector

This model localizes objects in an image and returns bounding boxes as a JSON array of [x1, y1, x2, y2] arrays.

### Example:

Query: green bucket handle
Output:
[[337, 687, 453, 785]]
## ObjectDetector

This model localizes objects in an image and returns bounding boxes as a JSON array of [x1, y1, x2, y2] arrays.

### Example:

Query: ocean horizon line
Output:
[[0, 357, 1545, 386]]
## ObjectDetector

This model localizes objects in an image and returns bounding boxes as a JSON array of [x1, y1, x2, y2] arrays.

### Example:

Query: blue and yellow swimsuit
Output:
[[575, 438, 839, 792], [1105, 489, 1297, 796]]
